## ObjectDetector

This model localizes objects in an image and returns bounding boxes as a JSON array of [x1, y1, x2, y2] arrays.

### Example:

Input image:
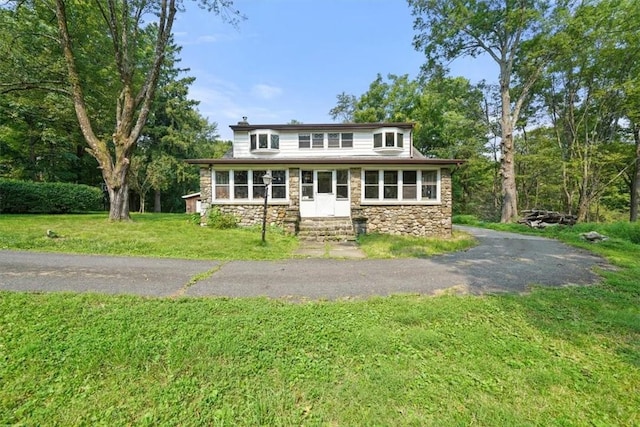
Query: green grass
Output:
[[1, 213, 639, 425], [0, 213, 474, 260], [357, 231, 476, 258], [0, 213, 298, 260]]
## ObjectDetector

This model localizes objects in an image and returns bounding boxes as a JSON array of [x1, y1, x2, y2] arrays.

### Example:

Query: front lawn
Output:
[[0, 214, 638, 424]]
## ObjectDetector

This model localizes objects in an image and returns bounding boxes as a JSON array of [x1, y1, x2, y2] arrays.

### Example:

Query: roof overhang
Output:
[[186, 157, 464, 166], [229, 122, 415, 132]]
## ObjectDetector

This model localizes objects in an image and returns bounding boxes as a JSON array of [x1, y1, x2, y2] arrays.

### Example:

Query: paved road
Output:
[[0, 226, 609, 300]]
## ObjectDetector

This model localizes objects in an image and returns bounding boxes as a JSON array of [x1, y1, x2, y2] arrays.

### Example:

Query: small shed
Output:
[[182, 192, 201, 214]]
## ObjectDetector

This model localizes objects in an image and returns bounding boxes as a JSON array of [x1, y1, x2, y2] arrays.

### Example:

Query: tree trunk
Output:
[[154, 189, 162, 213], [107, 182, 130, 221], [631, 123, 640, 221], [500, 75, 518, 223]]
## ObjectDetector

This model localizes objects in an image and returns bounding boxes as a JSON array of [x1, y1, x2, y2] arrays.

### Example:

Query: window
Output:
[[364, 170, 379, 199], [402, 170, 417, 200], [373, 130, 405, 150], [362, 169, 439, 202], [374, 133, 383, 148], [215, 171, 230, 199], [253, 170, 267, 199], [301, 170, 314, 200], [422, 170, 438, 200], [341, 133, 353, 148], [215, 170, 288, 201], [312, 133, 324, 149], [328, 133, 340, 148], [337, 170, 349, 199], [384, 171, 398, 199], [271, 170, 286, 199], [250, 131, 279, 151], [299, 133, 311, 149], [385, 132, 395, 147], [234, 171, 248, 199]]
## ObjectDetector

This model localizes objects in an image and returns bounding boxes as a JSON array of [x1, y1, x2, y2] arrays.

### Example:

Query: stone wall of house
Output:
[[215, 204, 288, 227], [199, 167, 212, 216]]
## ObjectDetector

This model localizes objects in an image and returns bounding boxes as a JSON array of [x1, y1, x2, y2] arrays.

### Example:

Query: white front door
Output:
[[316, 170, 335, 216]]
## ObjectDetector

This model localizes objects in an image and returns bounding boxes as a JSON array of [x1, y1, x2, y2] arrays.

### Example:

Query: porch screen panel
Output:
[[422, 171, 438, 200], [253, 170, 267, 199], [336, 170, 349, 199], [234, 171, 248, 199], [271, 170, 286, 199], [402, 170, 417, 200], [364, 170, 379, 199], [383, 171, 398, 199], [301, 170, 314, 200], [215, 171, 230, 199]]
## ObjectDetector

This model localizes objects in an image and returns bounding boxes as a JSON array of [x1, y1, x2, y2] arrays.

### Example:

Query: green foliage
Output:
[[204, 207, 238, 229], [0, 179, 102, 214]]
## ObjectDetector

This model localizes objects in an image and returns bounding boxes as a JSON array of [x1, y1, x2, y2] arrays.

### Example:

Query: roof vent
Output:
[[238, 116, 249, 125]]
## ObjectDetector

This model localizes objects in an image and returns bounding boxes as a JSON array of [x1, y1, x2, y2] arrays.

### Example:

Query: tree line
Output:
[[332, 0, 639, 222], [0, 0, 234, 218], [1, 0, 638, 222]]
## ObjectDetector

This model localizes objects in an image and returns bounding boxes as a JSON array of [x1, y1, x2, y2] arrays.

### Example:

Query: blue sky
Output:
[[173, 0, 496, 140]]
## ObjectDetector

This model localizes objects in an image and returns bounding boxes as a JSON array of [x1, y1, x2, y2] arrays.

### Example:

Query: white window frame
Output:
[[249, 130, 280, 152], [373, 128, 406, 154], [360, 169, 440, 204], [212, 169, 289, 203]]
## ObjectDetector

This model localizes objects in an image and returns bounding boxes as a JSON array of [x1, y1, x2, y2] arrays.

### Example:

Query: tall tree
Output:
[[409, 0, 573, 222], [48, 0, 239, 220]]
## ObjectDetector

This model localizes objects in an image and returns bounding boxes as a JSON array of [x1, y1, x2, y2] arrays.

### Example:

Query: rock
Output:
[[580, 231, 608, 242]]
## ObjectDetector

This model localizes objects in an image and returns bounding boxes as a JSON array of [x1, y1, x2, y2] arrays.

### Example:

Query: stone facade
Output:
[[199, 166, 453, 238]]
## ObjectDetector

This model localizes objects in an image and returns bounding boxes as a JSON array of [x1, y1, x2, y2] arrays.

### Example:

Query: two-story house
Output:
[[187, 119, 463, 239]]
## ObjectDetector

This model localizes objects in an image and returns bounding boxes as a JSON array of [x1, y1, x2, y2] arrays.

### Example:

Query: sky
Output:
[[172, 0, 496, 140]]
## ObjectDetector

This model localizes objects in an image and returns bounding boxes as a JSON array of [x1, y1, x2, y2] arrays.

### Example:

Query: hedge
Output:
[[0, 179, 104, 213]]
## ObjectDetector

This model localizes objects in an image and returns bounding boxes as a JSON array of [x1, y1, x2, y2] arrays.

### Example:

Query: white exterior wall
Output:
[[232, 128, 413, 159]]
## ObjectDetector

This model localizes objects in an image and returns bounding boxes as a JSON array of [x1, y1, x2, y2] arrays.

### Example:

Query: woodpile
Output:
[[518, 210, 577, 228]]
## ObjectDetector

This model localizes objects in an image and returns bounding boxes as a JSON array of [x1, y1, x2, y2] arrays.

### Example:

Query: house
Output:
[[187, 119, 463, 240]]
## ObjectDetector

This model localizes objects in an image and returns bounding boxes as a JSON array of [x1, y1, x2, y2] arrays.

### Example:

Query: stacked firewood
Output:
[[518, 209, 577, 228]]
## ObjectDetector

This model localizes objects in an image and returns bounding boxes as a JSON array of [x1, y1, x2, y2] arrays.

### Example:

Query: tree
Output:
[[409, 0, 573, 222], [48, 0, 241, 220]]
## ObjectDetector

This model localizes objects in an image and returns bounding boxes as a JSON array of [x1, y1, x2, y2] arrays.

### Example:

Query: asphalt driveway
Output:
[[0, 226, 609, 300]]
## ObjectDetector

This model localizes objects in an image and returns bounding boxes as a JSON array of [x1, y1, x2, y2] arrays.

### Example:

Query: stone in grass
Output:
[[580, 231, 608, 242]]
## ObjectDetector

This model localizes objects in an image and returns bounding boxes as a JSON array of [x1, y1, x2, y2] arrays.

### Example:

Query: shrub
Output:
[[0, 179, 103, 214], [205, 207, 238, 229]]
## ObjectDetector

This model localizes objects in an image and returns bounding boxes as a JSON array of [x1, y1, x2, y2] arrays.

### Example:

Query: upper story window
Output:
[[373, 128, 405, 154], [250, 130, 279, 152], [300, 132, 353, 149], [299, 133, 311, 149], [312, 133, 324, 149]]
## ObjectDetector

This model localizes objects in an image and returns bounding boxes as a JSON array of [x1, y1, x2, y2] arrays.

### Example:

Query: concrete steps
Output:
[[298, 217, 355, 241]]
